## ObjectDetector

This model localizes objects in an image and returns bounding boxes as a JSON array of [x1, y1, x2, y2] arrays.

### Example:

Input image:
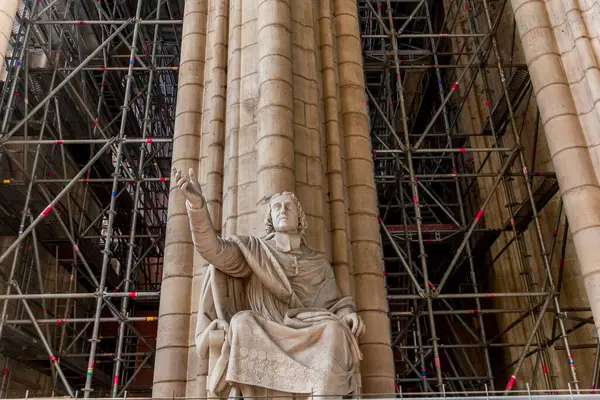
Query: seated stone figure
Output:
[[173, 168, 366, 398]]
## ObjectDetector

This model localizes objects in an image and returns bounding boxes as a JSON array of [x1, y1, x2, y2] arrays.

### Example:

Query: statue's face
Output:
[[270, 193, 299, 233]]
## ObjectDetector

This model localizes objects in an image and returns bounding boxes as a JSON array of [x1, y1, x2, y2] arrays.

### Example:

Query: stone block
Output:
[[293, 73, 309, 102], [326, 142, 343, 173], [304, 214, 327, 252], [241, 67, 259, 98], [346, 159, 376, 188], [238, 182, 258, 215], [178, 60, 206, 87], [258, 54, 293, 84], [153, 346, 189, 383], [165, 215, 194, 245], [258, 0, 291, 31], [307, 80, 319, 106], [238, 152, 258, 184], [543, 114, 587, 155], [360, 310, 393, 344], [258, 80, 294, 110], [257, 135, 295, 170], [225, 128, 240, 159], [335, 36, 361, 65], [347, 185, 377, 215], [257, 168, 296, 200], [306, 156, 323, 187], [305, 104, 320, 129], [181, 32, 207, 62], [236, 210, 260, 236], [331, 228, 349, 263], [294, 99, 306, 124], [258, 25, 292, 60], [241, 0, 258, 24], [329, 199, 347, 229], [257, 105, 294, 140], [295, 153, 308, 183], [338, 61, 363, 88], [156, 313, 191, 348], [176, 85, 205, 115], [173, 133, 202, 162], [351, 241, 382, 274], [239, 123, 257, 155], [354, 275, 387, 310], [297, 182, 324, 217]]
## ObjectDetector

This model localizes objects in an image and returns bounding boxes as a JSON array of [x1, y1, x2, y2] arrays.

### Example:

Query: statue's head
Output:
[[264, 192, 308, 236]]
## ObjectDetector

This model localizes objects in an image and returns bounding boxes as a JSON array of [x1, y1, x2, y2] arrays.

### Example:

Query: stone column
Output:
[[152, 0, 207, 397], [511, 0, 600, 335], [188, 0, 229, 396], [317, 0, 352, 295], [222, 0, 331, 253], [0, 0, 18, 81], [333, 0, 395, 392], [222, 0, 241, 238], [158, 0, 397, 395], [256, 0, 295, 209]]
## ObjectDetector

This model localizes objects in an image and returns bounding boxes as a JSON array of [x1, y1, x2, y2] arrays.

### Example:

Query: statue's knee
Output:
[[323, 319, 346, 336]]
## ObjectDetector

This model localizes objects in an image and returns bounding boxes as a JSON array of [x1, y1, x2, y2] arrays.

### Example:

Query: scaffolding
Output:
[[0, 0, 597, 398], [0, 0, 179, 397], [361, 0, 597, 395]]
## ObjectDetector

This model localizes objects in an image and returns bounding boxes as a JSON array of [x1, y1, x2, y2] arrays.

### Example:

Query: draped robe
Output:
[[187, 201, 362, 396]]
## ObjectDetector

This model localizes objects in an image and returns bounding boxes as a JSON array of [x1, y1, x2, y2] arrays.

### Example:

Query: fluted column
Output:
[[333, 0, 395, 392], [222, 0, 241, 238], [152, 0, 208, 397], [0, 0, 18, 81], [290, 0, 329, 253], [511, 0, 600, 335], [187, 0, 229, 396], [317, 0, 352, 295], [256, 0, 295, 210]]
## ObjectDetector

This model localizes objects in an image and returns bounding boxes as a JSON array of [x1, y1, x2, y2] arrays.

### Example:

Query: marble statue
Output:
[[173, 168, 365, 398]]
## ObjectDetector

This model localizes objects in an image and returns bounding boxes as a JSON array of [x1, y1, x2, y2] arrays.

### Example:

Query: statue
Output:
[[173, 168, 366, 398]]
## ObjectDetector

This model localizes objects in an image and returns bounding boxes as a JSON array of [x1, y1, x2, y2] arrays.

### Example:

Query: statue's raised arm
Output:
[[172, 168, 248, 277]]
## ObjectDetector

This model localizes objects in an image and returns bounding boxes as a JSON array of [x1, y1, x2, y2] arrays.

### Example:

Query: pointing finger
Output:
[[189, 168, 197, 183]]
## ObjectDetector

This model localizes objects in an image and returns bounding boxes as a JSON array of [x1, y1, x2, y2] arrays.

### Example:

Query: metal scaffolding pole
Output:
[[362, 0, 591, 394], [111, 0, 162, 395], [83, 1, 143, 395], [0, 0, 177, 395], [0, 0, 595, 396]]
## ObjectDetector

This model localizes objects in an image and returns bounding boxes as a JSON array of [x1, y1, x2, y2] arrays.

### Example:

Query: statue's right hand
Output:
[[172, 167, 205, 208], [215, 319, 229, 333]]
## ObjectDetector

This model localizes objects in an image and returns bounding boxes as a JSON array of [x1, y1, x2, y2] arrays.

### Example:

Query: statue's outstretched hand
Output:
[[342, 312, 366, 338], [215, 319, 229, 333], [172, 167, 205, 208]]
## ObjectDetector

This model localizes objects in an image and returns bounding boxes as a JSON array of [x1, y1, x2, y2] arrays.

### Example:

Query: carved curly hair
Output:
[[264, 191, 308, 236]]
